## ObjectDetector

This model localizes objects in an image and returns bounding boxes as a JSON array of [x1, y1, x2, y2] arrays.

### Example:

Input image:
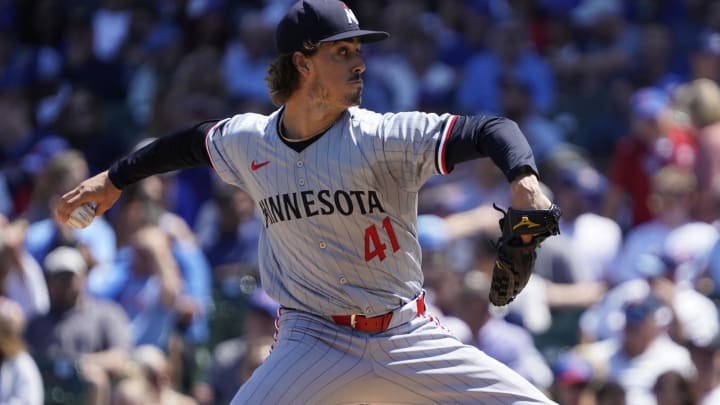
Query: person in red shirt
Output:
[[604, 87, 696, 229]]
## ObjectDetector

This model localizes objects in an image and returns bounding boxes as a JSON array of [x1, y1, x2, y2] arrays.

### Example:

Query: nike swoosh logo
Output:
[[251, 160, 270, 171]]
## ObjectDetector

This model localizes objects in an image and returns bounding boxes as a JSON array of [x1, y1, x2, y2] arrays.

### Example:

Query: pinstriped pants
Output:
[[230, 309, 556, 405]]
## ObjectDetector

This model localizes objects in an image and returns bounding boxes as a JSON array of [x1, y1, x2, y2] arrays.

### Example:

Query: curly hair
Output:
[[266, 41, 319, 106]]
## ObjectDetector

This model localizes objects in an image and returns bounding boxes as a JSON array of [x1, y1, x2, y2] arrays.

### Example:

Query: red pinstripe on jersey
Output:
[[436, 115, 458, 175]]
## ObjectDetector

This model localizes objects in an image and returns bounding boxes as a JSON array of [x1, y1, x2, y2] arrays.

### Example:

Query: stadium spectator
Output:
[[603, 88, 696, 229], [221, 11, 276, 112], [606, 165, 714, 285], [580, 237, 720, 348], [630, 23, 684, 92], [653, 370, 697, 405], [605, 294, 695, 405], [453, 271, 554, 390], [102, 200, 210, 394], [677, 78, 720, 222], [456, 17, 555, 115], [0, 86, 48, 218], [102, 179, 212, 347], [22, 150, 118, 298], [546, 6, 629, 165], [200, 288, 278, 405], [549, 351, 595, 405], [62, 9, 128, 102], [545, 151, 620, 283], [689, 331, 720, 405], [112, 345, 196, 405], [497, 72, 566, 167], [123, 2, 185, 128], [0, 215, 49, 320], [0, 296, 43, 405], [194, 181, 261, 271], [595, 380, 627, 405], [113, 225, 187, 349], [364, 18, 456, 114], [415, 214, 472, 344], [689, 31, 720, 83], [25, 246, 131, 405]]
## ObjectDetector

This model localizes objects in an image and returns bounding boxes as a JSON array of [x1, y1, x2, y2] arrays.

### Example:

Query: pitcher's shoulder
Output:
[[222, 110, 280, 137], [350, 107, 447, 124], [348, 106, 387, 124]]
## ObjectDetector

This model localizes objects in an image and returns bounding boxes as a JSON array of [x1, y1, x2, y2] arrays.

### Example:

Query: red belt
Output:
[[332, 294, 426, 333]]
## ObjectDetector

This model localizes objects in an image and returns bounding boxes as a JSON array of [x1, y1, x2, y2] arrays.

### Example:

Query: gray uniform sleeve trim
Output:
[[203, 119, 229, 171], [435, 115, 458, 175]]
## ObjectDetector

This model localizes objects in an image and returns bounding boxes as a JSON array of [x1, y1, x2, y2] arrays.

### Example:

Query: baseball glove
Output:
[[489, 203, 562, 306]]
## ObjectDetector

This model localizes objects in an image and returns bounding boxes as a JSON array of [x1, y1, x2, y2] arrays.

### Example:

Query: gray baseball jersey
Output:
[[206, 107, 454, 317], [206, 107, 555, 404]]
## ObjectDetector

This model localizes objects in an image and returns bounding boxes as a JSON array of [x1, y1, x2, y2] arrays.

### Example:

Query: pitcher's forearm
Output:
[[108, 121, 217, 189]]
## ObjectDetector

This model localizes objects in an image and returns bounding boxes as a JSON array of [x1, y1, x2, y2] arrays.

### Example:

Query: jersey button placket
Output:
[[295, 159, 306, 187]]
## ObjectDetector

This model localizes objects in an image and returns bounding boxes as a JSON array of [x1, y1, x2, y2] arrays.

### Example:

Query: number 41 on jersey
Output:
[[364, 216, 400, 262]]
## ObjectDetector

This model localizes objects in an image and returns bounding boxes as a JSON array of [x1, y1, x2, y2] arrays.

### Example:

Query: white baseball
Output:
[[66, 202, 97, 229]]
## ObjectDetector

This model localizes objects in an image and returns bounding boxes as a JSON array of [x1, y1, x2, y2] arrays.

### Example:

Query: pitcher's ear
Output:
[[293, 53, 310, 73]]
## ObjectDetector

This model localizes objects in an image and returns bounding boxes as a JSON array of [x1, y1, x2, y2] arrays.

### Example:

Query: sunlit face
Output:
[[304, 39, 366, 108]]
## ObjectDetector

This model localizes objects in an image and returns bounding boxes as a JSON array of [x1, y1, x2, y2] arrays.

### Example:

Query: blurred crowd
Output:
[[2, 0, 720, 404]]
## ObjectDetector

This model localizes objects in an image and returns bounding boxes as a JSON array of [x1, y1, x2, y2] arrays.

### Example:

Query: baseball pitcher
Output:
[[57, 0, 560, 403]]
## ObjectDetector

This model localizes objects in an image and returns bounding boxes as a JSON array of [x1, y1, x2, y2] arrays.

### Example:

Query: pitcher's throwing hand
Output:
[[56, 171, 121, 227]]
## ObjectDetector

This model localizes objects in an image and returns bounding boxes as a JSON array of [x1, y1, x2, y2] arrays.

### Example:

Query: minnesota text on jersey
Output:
[[257, 189, 385, 226]]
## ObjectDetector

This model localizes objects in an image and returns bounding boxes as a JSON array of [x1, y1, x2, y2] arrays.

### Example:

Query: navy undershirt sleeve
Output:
[[107, 120, 218, 189], [443, 115, 539, 182]]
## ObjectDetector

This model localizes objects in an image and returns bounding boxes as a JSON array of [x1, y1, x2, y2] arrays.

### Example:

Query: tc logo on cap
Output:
[[275, 0, 388, 54], [342, 2, 359, 25]]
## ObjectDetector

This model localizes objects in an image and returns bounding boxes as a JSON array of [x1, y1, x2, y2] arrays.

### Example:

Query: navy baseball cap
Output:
[[276, 0, 389, 54], [623, 295, 662, 326]]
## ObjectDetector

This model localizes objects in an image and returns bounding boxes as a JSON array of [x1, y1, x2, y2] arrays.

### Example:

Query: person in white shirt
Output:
[[0, 297, 43, 405], [0, 216, 49, 320], [606, 294, 695, 405]]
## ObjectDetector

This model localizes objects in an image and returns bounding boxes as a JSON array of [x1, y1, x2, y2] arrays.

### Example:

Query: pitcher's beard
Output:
[[346, 88, 362, 106], [308, 80, 362, 108]]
